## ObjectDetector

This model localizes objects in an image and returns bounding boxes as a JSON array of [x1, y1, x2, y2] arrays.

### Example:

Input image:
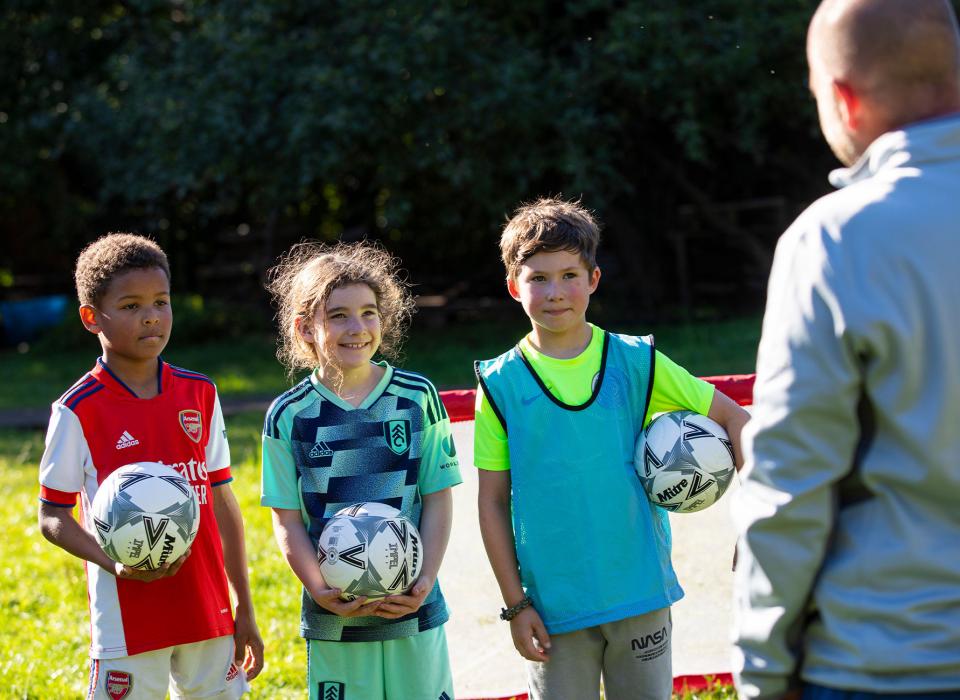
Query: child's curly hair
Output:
[[500, 197, 600, 280], [74, 233, 170, 305], [265, 241, 415, 377]]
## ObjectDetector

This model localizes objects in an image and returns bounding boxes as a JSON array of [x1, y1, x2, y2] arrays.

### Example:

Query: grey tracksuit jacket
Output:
[[733, 114, 960, 698]]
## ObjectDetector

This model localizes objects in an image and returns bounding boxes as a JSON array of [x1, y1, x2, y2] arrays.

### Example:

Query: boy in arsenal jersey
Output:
[[37, 233, 263, 699]]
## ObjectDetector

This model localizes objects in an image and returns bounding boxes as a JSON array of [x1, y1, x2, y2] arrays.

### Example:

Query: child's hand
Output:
[[113, 549, 191, 582], [232, 606, 265, 681], [511, 606, 551, 662], [375, 575, 434, 619], [310, 586, 382, 617]]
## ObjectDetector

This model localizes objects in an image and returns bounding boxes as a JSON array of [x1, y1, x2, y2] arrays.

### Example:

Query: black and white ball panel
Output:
[[318, 502, 423, 600], [91, 462, 200, 570], [634, 410, 736, 514]]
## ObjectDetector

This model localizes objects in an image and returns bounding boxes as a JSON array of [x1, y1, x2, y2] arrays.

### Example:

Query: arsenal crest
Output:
[[383, 419, 411, 455], [105, 670, 132, 699], [179, 409, 203, 443]]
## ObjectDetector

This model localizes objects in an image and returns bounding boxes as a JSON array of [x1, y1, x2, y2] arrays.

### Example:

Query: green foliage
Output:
[[3, 0, 837, 309], [0, 1, 126, 252]]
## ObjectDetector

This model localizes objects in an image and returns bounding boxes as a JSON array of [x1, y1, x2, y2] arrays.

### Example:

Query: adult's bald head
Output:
[[808, 0, 960, 124]]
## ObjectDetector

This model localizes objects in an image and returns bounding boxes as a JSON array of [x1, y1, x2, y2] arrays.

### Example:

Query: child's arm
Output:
[[707, 390, 751, 470], [377, 487, 454, 619], [270, 508, 382, 617], [706, 390, 752, 570], [478, 469, 551, 662], [212, 482, 264, 681], [38, 502, 189, 582]]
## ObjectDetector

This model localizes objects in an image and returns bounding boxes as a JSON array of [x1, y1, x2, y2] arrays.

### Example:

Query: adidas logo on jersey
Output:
[[115, 431, 140, 450], [309, 441, 333, 459]]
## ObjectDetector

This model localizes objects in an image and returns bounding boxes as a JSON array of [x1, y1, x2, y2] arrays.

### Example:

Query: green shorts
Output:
[[307, 625, 453, 700]]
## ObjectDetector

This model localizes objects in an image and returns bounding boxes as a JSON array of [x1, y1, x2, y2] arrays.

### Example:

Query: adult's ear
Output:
[[79, 305, 100, 334], [833, 79, 861, 130]]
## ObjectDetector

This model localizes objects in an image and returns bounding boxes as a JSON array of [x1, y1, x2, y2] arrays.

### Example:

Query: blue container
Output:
[[0, 295, 70, 345]]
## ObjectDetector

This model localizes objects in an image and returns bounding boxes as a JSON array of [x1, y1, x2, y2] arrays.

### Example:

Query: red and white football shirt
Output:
[[39, 359, 235, 659]]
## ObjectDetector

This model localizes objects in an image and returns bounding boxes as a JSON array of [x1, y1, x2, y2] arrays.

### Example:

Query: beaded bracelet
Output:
[[499, 596, 533, 621]]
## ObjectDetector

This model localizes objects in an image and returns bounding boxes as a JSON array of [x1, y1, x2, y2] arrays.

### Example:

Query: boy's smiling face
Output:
[[508, 249, 600, 343], [80, 266, 172, 365]]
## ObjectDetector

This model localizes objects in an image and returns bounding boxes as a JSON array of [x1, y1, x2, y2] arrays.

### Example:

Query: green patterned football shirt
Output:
[[261, 362, 462, 642]]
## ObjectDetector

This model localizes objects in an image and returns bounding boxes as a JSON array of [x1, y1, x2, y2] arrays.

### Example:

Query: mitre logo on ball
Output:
[[634, 410, 736, 514], [318, 502, 422, 600]]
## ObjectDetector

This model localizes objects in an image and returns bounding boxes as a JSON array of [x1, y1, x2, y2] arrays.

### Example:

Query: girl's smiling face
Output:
[[299, 283, 382, 374]]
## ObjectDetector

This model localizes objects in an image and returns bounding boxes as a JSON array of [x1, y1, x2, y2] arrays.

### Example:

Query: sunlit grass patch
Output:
[[0, 418, 306, 698]]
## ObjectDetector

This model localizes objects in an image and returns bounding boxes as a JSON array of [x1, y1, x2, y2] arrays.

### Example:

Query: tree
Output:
[[4, 0, 849, 312]]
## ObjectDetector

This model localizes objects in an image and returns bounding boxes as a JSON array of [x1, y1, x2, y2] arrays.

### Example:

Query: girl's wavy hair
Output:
[[265, 241, 415, 377]]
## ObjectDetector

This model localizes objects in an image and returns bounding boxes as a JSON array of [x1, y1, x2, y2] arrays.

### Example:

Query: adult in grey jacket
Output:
[[733, 0, 960, 698]]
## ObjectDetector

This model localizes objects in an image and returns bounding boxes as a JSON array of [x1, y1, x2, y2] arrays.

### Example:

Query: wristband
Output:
[[500, 596, 533, 621]]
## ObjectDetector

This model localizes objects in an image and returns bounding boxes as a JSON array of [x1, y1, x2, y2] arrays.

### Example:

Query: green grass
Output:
[[4, 416, 742, 699], [0, 315, 755, 696], [0, 418, 309, 699], [0, 336, 289, 412], [0, 316, 759, 411], [0, 430, 89, 699], [0, 416, 736, 698], [674, 680, 738, 699]]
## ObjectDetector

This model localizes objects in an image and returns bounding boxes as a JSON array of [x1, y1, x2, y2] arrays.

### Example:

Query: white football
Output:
[[634, 410, 736, 513], [91, 462, 200, 570], [318, 502, 423, 601]]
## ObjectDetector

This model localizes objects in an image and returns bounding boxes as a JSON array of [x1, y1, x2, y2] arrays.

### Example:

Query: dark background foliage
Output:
[[4, 0, 886, 321]]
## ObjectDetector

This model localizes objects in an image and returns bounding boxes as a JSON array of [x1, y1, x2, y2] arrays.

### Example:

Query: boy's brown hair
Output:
[[74, 233, 170, 306], [499, 197, 601, 280]]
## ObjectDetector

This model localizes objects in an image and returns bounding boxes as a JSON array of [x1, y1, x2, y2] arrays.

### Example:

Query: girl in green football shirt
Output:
[[261, 242, 462, 700]]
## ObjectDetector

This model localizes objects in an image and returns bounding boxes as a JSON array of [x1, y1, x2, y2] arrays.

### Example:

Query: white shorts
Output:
[[88, 635, 248, 699]]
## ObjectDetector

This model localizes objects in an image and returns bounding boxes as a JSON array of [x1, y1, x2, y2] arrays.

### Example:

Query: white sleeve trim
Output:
[[205, 389, 231, 473]]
